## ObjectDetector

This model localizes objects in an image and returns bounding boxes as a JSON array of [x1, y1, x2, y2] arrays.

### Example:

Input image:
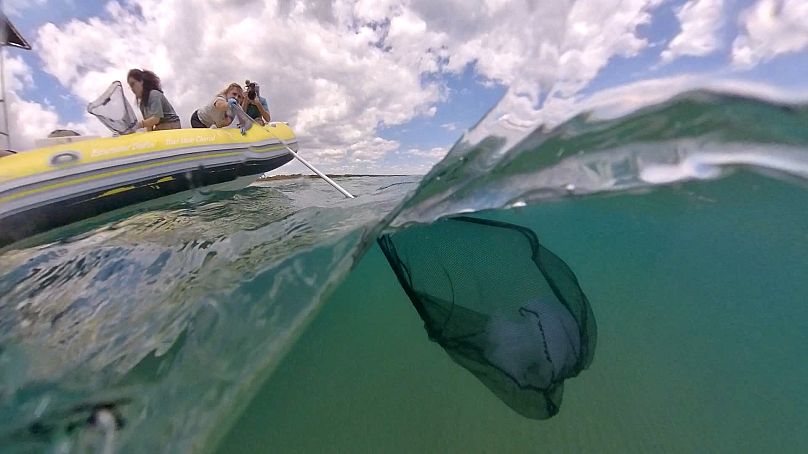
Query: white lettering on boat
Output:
[[164, 135, 217, 146], [90, 141, 156, 158], [88, 135, 216, 158]]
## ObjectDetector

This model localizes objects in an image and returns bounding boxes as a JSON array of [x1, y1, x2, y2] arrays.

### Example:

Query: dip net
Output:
[[378, 216, 597, 419], [87, 81, 138, 135]]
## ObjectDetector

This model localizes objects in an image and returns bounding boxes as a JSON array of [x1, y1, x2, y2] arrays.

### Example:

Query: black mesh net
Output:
[[86, 81, 138, 135], [378, 216, 597, 419]]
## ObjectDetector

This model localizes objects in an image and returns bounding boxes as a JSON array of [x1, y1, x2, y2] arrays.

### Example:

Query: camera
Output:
[[245, 80, 257, 101]]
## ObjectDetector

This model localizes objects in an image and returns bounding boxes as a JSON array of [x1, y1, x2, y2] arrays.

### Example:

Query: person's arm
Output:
[[138, 91, 164, 130], [255, 97, 271, 123], [138, 116, 160, 130], [215, 113, 234, 128], [213, 96, 230, 111], [210, 97, 239, 127]]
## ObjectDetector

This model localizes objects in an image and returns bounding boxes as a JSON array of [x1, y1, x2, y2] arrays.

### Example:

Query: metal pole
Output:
[[1, 1, 10, 153], [235, 102, 355, 199], [282, 144, 355, 198]]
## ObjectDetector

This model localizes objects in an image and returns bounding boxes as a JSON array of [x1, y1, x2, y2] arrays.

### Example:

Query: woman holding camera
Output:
[[126, 69, 181, 131], [241, 80, 271, 125], [190, 82, 245, 128]]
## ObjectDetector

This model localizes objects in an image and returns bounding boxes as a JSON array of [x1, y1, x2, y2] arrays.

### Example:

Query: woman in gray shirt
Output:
[[190, 82, 244, 128], [126, 69, 181, 131]]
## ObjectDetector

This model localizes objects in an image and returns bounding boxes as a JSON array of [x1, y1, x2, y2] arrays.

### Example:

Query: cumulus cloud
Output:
[[1, 53, 109, 151], [9, 0, 672, 173], [406, 146, 448, 160], [732, 0, 808, 68], [554, 0, 663, 96], [460, 0, 665, 150], [23, 0, 446, 172], [661, 0, 724, 63], [2, 54, 59, 150], [2, 53, 33, 93]]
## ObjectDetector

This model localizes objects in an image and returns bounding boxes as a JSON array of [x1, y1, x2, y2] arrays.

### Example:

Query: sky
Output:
[[2, 0, 807, 175]]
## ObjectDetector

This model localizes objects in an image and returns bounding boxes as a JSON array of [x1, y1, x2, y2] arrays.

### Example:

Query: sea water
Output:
[[1, 92, 808, 452], [219, 171, 808, 453]]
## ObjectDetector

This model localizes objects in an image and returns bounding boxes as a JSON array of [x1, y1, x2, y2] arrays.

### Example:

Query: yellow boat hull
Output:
[[0, 123, 297, 247]]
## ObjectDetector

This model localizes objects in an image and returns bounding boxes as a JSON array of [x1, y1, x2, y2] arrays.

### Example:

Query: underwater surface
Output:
[[222, 171, 808, 453], [1, 91, 808, 452]]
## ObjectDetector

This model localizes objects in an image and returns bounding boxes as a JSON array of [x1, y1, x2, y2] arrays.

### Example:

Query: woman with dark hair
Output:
[[126, 69, 181, 131]]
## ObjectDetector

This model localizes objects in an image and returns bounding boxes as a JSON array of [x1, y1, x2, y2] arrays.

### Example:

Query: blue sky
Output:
[[4, 0, 808, 174], [381, 65, 507, 149], [8, 1, 102, 119]]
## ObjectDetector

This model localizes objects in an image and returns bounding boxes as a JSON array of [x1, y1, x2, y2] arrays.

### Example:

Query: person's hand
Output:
[[122, 125, 137, 135]]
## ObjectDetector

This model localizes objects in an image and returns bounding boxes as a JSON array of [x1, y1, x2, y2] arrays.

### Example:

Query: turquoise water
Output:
[[2, 91, 808, 452], [221, 172, 808, 452], [0, 176, 414, 453]]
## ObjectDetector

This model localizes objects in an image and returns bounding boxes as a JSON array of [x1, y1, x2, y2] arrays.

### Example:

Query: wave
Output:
[[390, 89, 808, 228]]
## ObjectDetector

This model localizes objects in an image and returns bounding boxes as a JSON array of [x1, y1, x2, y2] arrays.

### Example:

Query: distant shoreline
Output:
[[256, 174, 413, 181]]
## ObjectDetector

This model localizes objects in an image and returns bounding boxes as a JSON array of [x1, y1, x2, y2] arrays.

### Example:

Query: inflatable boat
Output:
[[0, 81, 300, 247], [0, 122, 297, 247]]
